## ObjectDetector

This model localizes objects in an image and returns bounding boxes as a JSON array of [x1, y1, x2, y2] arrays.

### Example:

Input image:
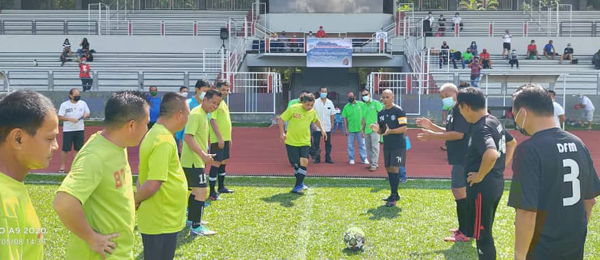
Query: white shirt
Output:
[[376, 31, 388, 43], [58, 100, 90, 132], [503, 33, 512, 43], [581, 96, 595, 111], [314, 98, 336, 132], [452, 16, 462, 24], [553, 101, 565, 128]]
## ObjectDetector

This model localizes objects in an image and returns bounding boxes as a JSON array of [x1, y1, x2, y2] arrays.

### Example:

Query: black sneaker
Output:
[[382, 195, 401, 202], [218, 188, 234, 194], [325, 159, 334, 164], [314, 158, 321, 164], [385, 199, 397, 207]]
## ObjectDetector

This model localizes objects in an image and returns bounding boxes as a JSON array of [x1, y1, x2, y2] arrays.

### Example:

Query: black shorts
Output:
[[465, 192, 501, 241], [451, 164, 467, 188], [286, 145, 310, 168], [210, 141, 230, 161], [383, 149, 406, 168], [183, 166, 207, 188], [62, 130, 85, 152], [141, 232, 177, 260], [503, 42, 511, 50]]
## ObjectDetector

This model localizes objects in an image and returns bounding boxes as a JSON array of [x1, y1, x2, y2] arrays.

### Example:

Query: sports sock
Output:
[[456, 198, 468, 234], [209, 167, 218, 195], [295, 166, 307, 187], [190, 199, 205, 229], [187, 194, 196, 222], [388, 172, 399, 198], [218, 164, 226, 190]]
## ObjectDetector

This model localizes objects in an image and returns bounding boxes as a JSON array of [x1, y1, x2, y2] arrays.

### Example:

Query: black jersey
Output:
[[509, 128, 600, 259], [465, 114, 514, 199], [445, 105, 469, 165], [377, 105, 407, 151]]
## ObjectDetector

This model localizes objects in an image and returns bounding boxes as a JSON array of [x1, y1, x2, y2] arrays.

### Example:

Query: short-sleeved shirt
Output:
[[508, 128, 600, 257], [137, 124, 187, 235], [280, 103, 318, 147], [553, 101, 565, 127], [314, 98, 336, 132], [175, 97, 202, 140], [181, 106, 210, 168], [581, 96, 595, 111], [564, 47, 574, 55], [479, 52, 490, 60], [377, 105, 407, 150], [342, 101, 365, 133], [148, 96, 161, 123], [503, 33, 512, 43], [58, 100, 90, 132], [527, 44, 537, 52], [79, 64, 90, 78], [288, 98, 300, 108], [452, 17, 462, 24], [470, 62, 481, 76], [0, 172, 43, 260], [57, 132, 135, 260], [363, 100, 384, 134], [210, 101, 232, 142], [445, 105, 469, 165], [544, 44, 554, 53], [462, 52, 473, 61], [465, 115, 514, 199]]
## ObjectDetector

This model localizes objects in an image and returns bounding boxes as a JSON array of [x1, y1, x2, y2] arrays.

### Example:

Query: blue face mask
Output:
[[320, 93, 327, 99], [442, 97, 455, 110], [362, 95, 370, 102]]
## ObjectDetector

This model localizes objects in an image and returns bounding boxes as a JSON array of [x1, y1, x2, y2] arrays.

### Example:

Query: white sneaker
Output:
[[363, 159, 370, 165], [349, 160, 355, 165]]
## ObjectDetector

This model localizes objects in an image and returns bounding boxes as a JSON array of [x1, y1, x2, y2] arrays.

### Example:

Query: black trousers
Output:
[[311, 131, 331, 161], [141, 232, 178, 260]]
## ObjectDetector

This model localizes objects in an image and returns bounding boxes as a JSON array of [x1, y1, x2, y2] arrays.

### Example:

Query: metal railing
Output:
[[248, 36, 393, 55], [0, 20, 99, 35], [141, 0, 253, 10], [228, 72, 281, 114], [367, 72, 426, 115], [559, 21, 600, 37]]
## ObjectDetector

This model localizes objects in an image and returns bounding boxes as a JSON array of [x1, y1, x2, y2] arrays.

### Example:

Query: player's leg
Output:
[[60, 132, 73, 172], [217, 141, 233, 193], [141, 232, 178, 260], [474, 195, 500, 260], [185, 166, 215, 236], [287, 145, 303, 194], [160, 232, 178, 260], [445, 164, 470, 242], [209, 143, 221, 200], [324, 131, 332, 163], [312, 131, 322, 163], [384, 149, 401, 207]]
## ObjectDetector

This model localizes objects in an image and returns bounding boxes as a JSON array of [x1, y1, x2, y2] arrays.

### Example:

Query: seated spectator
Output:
[[316, 26, 326, 38], [450, 49, 461, 69], [437, 14, 446, 36], [543, 40, 556, 60], [60, 38, 72, 66], [461, 48, 474, 69], [62, 38, 71, 55], [77, 38, 90, 59], [560, 43, 574, 64], [509, 49, 519, 69], [593, 49, 600, 69], [469, 41, 478, 57], [479, 48, 492, 69], [452, 12, 463, 31], [307, 31, 314, 37], [526, 40, 540, 60], [289, 34, 299, 52]]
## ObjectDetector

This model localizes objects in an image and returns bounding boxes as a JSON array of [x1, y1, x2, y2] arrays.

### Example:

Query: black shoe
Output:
[[218, 188, 234, 194], [382, 195, 401, 201], [314, 158, 321, 164], [325, 159, 333, 164]]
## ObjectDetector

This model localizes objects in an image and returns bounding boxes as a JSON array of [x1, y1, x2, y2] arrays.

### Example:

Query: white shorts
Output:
[[584, 109, 594, 122]]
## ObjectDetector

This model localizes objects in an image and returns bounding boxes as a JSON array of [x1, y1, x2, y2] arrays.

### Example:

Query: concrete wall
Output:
[[265, 13, 393, 33], [0, 35, 223, 52], [426, 37, 600, 55]]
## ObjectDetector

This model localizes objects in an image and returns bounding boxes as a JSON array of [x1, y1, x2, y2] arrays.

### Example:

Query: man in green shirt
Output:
[[342, 91, 368, 165], [209, 82, 234, 201], [361, 88, 384, 171], [136, 92, 190, 260], [286, 90, 310, 132], [461, 48, 474, 69]]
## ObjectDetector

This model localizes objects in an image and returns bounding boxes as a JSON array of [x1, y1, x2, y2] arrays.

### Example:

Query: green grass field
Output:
[[26, 174, 600, 260]]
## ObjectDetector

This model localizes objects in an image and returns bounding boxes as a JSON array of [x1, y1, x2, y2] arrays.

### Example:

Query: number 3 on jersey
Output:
[[562, 159, 581, 207]]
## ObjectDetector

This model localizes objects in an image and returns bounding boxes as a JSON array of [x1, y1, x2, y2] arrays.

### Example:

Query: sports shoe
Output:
[[301, 183, 308, 190], [448, 228, 459, 233], [349, 160, 355, 165], [382, 195, 401, 202], [399, 178, 408, 184], [209, 193, 220, 201], [385, 199, 397, 207], [444, 230, 471, 242], [363, 159, 370, 165], [186, 220, 209, 227], [218, 188, 234, 194], [291, 186, 304, 194], [190, 225, 216, 236]]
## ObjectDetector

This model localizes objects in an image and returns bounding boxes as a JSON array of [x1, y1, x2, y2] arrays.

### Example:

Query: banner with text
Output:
[[306, 38, 352, 68]]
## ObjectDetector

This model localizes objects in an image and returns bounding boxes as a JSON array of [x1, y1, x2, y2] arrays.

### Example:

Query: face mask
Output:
[[348, 97, 355, 103], [199, 91, 206, 100], [73, 96, 81, 102], [81, 60, 86, 64], [362, 95, 370, 102], [320, 93, 327, 99], [515, 109, 530, 136], [442, 97, 455, 110], [150, 91, 158, 97]]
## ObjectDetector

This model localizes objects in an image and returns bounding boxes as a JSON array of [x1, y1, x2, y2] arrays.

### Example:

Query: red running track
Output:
[[36, 127, 600, 179]]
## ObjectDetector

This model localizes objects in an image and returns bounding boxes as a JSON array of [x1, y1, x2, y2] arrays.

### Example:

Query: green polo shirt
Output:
[[287, 98, 300, 108], [342, 101, 365, 133], [363, 100, 384, 134]]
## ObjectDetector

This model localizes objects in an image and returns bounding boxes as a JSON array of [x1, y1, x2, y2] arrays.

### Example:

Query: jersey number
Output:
[[562, 159, 581, 207], [114, 168, 126, 189], [497, 135, 506, 157]]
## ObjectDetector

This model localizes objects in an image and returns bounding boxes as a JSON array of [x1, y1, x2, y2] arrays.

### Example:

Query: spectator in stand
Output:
[[147, 86, 161, 129], [452, 12, 463, 31], [543, 40, 556, 60], [510, 49, 519, 69], [548, 90, 565, 128], [462, 48, 474, 69], [437, 14, 446, 36], [451, 49, 462, 69], [61, 39, 72, 66], [502, 30, 512, 60], [470, 57, 483, 87], [308, 31, 314, 38], [560, 43, 574, 64], [526, 40, 541, 60], [480, 48, 492, 69], [469, 41, 478, 57], [179, 86, 189, 97], [575, 94, 595, 130], [316, 26, 326, 38], [593, 49, 600, 69], [62, 38, 72, 56], [290, 33, 299, 52], [440, 41, 450, 68], [78, 57, 92, 92], [77, 38, 90, 59], [424, 12, 434, 37]]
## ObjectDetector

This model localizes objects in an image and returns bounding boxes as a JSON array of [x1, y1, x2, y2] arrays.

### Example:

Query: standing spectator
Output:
[[593, 49, 600, 69], [480, 49, 492, 69], [77, 38, 90, 59], [452, 12, 463, 31], [451, 49, 462, 69], [510, 49, 519, 69], [526, 40, 540, 60], [543, 40, 556, 60], [332, 107, 345, 135], [575, 94, 595, 130], [470, 57, 483, 88], [469, 41, 478, 57], [78, 57, 92, 92], [179, 86, 189, 97], [58, 88, 90, 173], [312, 87, 335, 164], [560, 43, 574, 65], [342, 91, 368, 165], [437, 14, 446, 36], [502, 30, 512, 60], [440, 41, 450, 68], [548, 90, 565, 128], [361, 88, 384, 172], [148, 86, 161, 130], [316, 26, 326, 38], [424, 12, 434, 37], [462, 48, 474, 69]]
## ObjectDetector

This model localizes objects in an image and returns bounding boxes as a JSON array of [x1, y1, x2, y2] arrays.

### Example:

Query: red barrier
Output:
[[161, 21, 165, 36], [128, 20, 132, 36]]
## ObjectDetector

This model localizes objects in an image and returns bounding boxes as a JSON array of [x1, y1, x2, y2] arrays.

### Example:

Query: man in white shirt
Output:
[[502, 30, 512, 60], [57, 88, 90, 172], [548, 90, 565, 128], [313, 87, 336, 164], [452, 12, 463, 31], [576, 94, 595, 130]]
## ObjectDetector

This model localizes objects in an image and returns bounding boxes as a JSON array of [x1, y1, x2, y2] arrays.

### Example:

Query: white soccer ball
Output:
[[343, 227, 365, 250]]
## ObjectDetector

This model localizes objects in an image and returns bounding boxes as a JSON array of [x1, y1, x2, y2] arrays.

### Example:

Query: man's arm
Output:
[[210, 119, 224, 142], [58, 115, 78, 123], [386, 125, 407, 135], [83, 103, 91, 119], [135, 180, 163, 204], [505, 139, 518, 166], [423, 131, 464, 141], [558, 114, 566, 124], [584, 198, 596, 223], [514, 209, 537, 260], [184, 134, 211, 162]]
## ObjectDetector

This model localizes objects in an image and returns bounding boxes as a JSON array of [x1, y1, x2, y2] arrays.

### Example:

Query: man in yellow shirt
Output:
[[277, 93, 326, 194], [209, 82, 233, 201], [0, 90, 59, 260], [135, 92, 189, 260], [53, 91, 150, 260], [181, 89, 222, 236]]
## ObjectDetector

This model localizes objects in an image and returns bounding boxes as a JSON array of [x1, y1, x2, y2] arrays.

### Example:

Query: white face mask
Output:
[[199, 91, 206, 100], [181, 92, 188, 97]]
